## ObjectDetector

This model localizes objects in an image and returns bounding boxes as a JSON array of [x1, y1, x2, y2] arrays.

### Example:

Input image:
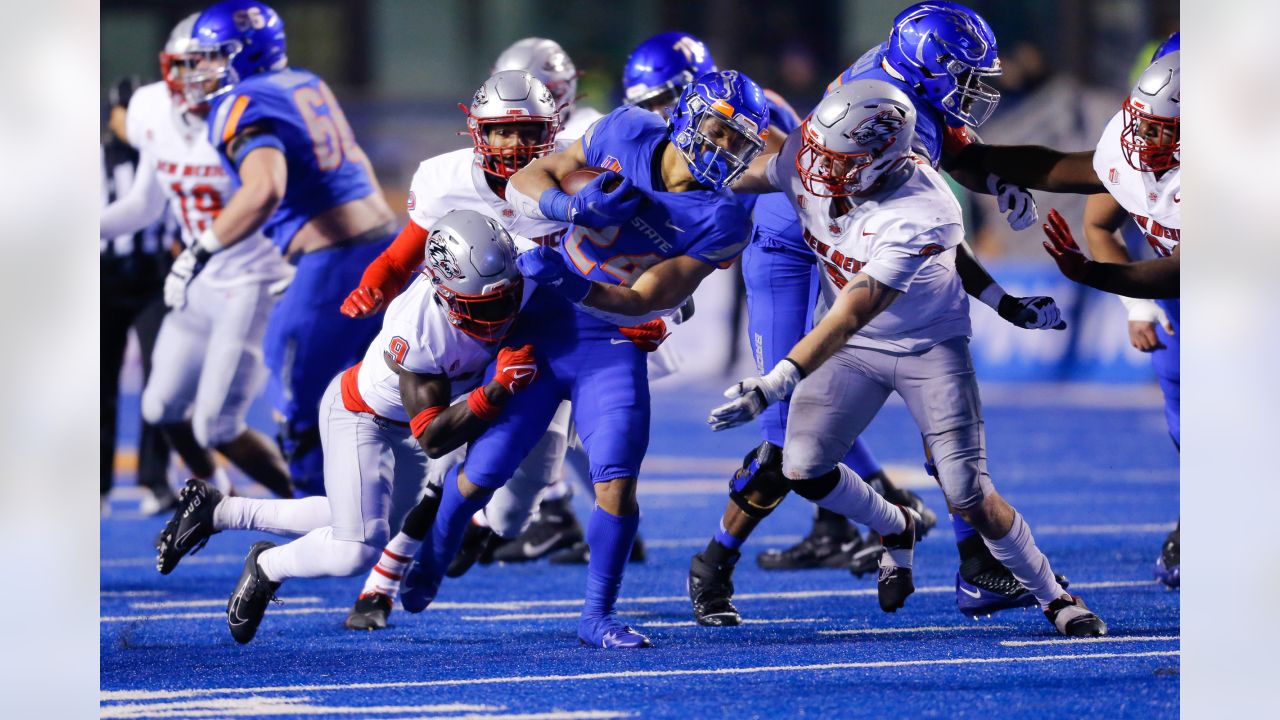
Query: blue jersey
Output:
[[207, 68, 379, 251], [827, 42, 952, 168], [549, 106, 749, 336]]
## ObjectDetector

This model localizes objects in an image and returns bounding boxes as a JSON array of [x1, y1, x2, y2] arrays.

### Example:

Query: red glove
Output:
[[1041, 208, 1093, 283], [493, 344, 538, 394], [340, 286, 385, 318], [619, 318, 670, 352]]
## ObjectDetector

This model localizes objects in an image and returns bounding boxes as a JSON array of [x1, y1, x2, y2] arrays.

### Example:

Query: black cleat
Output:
[[757, 523, 863, 570], [890, 489, 937, 540], [345, 592, 393, 630], [1045, 594, 1108, 637], [849, 531, 884, 578], [491, 497, 583, 563], [1154, 524, 1179, 589], [226, 541, 280, 644], [955, 535, 1069, 617], [689, 550, 741, 626], [548, 535, 647, 565], [155, 478, 223, 575], [447, 523, 500, 578], [877, 508, 917, 612]]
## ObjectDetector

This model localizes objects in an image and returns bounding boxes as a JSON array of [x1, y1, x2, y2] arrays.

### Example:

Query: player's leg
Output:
[[570, 342, 651, 648], [189, 279, 293, 498], [900, 338, 1105, 636], [267, 240, 391, 496], [1151, 298, 1180, 588], [780, 346, 918, 613], [132, 295, 178, 513], [229, 376, 403, 643]]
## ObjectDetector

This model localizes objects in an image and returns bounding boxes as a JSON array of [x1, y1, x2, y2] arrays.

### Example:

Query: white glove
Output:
[[1119, 296, 1173, 331], [164, 229, 221, 309], [708, 359, 803, 431], [986, 173, 1038, 231]]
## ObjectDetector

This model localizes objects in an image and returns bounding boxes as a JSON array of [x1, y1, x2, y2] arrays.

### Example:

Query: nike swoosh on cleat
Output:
[[176, 524, 201, 547], [609, 339, 631, 345], [522, 533, 565, 557], [959, 585, 983, 599]]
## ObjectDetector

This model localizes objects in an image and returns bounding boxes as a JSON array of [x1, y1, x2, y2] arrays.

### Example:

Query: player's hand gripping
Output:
[[708, 359, 804, 431], [163, 245, 213, 309], [341, 286, 385, 318], [986, 173, 1038, 231], [1119, 296, 1174, 352], [540, 171, 642, 228], [516, 246, 592, 302], [1041, 208, 1093, 283], [493, 344, 538, 395], [998, 294, 1067, 330]]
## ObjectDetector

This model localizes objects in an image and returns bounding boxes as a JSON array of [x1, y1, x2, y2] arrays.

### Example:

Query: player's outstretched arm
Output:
[[395, 345, 539, 458], [709, 273, 900, 431], [100, 149, 168, 239], [1080, 194, 1173, 350], [1042, 208, 1179, 299], [951, 143, 1105, 195], [341, 221, 430, 318], [957, 242, 1067, 330], [505, 139, 587, 218], [729, 152, 782, 194]]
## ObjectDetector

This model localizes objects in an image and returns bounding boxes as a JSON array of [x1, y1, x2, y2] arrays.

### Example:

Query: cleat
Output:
[[578, 615, 653, 649], [155, 478, 223, 575], [491, 497, 583, 563], [548, 536, 647, 565], [849, 531, 884, 578], [757, 523, 864, 570], [688, 551, 742, 626], [877, 507, 917, 612], [226, 541, 280, 644], [345, 592, 393, 630], [955, 569, 1072, 616], [446, 523, 500, 578], [892, 489, 937, 540], [1044, 594, 1108, 637], [399, 554, 441, 614], [1154, 525, 1179, 589]]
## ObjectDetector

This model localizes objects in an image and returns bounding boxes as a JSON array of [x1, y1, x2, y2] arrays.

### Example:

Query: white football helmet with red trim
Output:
[[795, 79, 916, 197], [159, 14, 204, 113], [492, 37, 578, 125], [465, 70, 560, 180], [1121, 51, 1179, 173], [422, 210, 523, 343]]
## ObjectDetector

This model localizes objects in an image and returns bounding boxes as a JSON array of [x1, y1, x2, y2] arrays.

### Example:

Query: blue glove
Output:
[[538, 171, 641, 228], [516, 246, 592, 303]]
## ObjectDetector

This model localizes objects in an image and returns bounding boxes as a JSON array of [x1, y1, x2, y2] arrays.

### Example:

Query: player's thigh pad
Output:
[[140, 302, 212, 425], [317, 376, 400, 545], [783, 345, 893, 480], [463, 371, 567, 490], [570, 342, 650, 483], [189, 280, 275, 447], [894, 337, 993, 509], [387, 432, 430, 537], [484, 403, 571, 538]]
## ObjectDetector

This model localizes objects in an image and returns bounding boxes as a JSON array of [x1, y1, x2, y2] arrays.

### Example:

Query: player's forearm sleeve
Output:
[[505, 181, 550, 220], [358, 221, 430, 301], [100, 151, 167, 239]]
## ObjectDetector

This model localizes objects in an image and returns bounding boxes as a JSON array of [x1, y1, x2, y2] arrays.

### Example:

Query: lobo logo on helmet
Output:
[[849, 110, 905, 149], [427, 238, 465, 281]]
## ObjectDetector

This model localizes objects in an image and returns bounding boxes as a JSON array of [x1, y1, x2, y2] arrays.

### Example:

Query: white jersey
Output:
[[1093, 110, 1181, 258], [560, 106, 604, 142], [769, 133, 970, 353], [113, 82, 288, 286], [406, 147, 567, 245]]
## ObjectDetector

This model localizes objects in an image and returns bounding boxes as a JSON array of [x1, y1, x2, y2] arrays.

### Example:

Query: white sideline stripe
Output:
[[100, 580, 1156, 623], [636, 463, 925, 495], [101, 590, 166, 598], [461, 611, 653, 622], [642, 617, 831, 628], [999, 635, 1180, 648], [645, 524, 1173, 549], [102, 554, 244, 569], [100, 650, 1179, 701], [353, 714, 631, 720], [99, 697, 501, 718], [819, 624, 1011, 636], [129, 597, 323, 610]]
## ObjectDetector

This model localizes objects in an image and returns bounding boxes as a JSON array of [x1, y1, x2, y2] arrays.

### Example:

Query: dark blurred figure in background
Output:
[[101, 76, 177, 516]]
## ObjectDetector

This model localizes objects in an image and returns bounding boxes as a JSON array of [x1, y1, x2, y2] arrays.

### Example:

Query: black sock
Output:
[[703, 538, 738, 565]]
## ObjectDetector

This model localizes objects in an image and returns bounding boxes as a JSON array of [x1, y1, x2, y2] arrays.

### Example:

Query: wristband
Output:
[[466, 387, 501, 422], [410, 405, 445, 438], [197, 227, 224, 254], [977, 283, 1006, 311], [537, 187, 573, 223]]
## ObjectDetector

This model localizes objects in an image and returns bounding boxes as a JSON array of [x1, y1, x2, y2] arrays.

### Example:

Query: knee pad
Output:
[[790, 467, 840, 502], [140, 388, 182, 426], [729, 441, 790, 520], [336, 541, 382, 577]]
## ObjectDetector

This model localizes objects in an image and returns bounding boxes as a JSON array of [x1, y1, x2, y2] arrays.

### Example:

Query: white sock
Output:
[[541, 477, 571, 502], [982, 512, 1065, 608], [213, 496, 331, 538], [256, 526, 377, 583], [359, 532, 423, 598], [813, 464, 906, 537]]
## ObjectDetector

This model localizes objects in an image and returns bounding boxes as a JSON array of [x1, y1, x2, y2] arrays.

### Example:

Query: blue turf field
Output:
[[101, 384, 1179, 719]]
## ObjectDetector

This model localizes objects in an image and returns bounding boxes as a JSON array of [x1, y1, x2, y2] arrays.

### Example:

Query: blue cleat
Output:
[[955, 569, 1071, 617], [1154, 526, 1179, 589], [578, 614, 653, 649], [399, 555, 441, 614]]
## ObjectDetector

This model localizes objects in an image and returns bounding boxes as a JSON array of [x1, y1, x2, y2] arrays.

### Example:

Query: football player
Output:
[[171, 1, 399, 495], [154, 211, 540, 644], [100, 14, 293, 499], [712, 79, 1107, 637], [493, 37, 602, 140]]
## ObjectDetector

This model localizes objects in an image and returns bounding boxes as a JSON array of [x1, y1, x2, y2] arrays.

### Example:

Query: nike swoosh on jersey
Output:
[[609, 338, 631, 345]]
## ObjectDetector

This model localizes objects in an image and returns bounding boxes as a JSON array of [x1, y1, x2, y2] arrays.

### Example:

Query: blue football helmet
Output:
[[182, 1, 287, 105], [623, 32, 717, 117], [882, 2, 1001, 127], [1151, 31, 1179, 62], [669, 70, 769, 190]]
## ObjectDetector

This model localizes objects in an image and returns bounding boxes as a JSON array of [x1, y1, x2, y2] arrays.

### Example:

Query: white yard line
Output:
[[819, 624, 1011, 636], [642, 617, 832, 628], [101, 650, 1179, 702], [999, 635, 1180, 647], [461, 611, 652, 622], [129, 597, 323, 610]]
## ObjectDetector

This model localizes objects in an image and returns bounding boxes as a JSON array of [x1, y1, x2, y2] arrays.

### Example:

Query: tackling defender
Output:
[[712, 79, 1107, 637]]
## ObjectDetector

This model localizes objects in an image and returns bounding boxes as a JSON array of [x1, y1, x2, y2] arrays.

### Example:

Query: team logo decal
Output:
[[1148, 192, 1158, 203], [828, 222, 841, 235], [673, 35, 707, 64], [797, 195, 807, 209], [502, 207, 514, 218], [426, 236, 465, 280], [1108, 168, 1119, 184], [407, 191, 416, 211], [1173, 192, 1180, 204], [602, 156, 622, 172], [918, 243, 945, 256], [848, 110, 905, 149]]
